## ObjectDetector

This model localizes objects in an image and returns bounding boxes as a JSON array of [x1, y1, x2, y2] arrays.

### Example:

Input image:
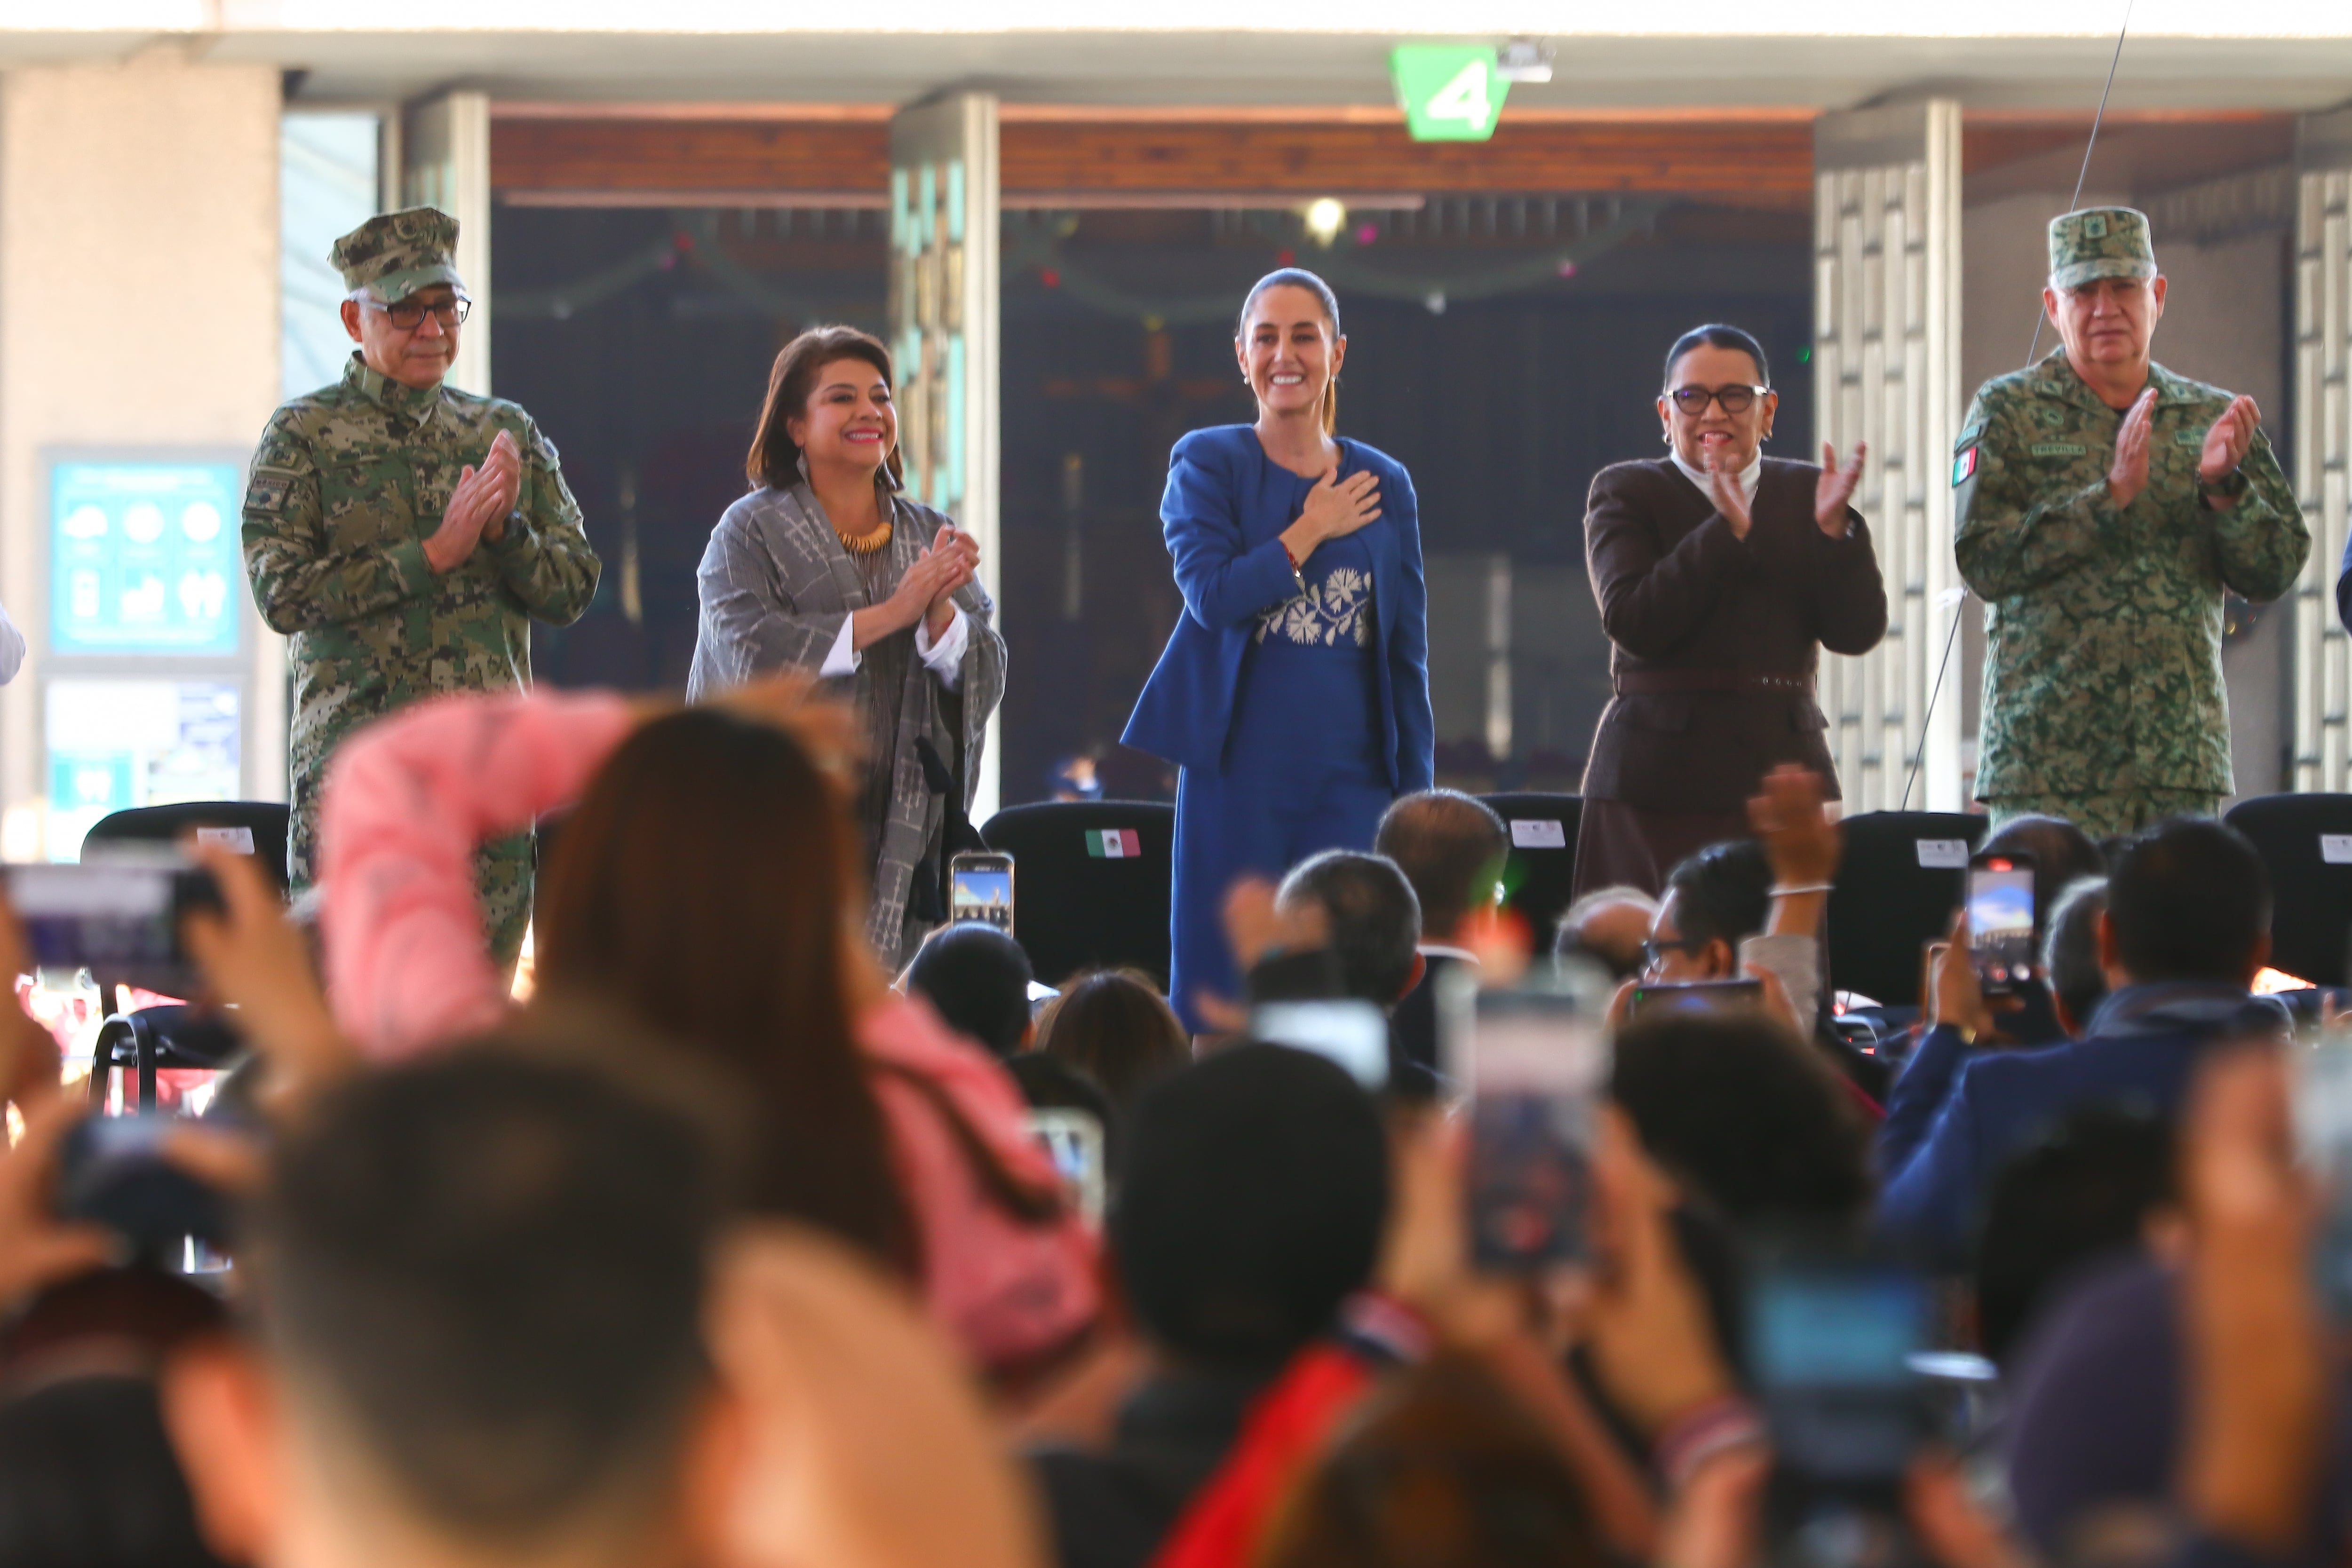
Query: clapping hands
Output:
[[1814, 442, 1867, 537], [424, 428, 522, 573]]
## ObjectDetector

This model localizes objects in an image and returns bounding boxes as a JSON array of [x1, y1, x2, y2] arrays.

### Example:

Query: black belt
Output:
[[1613, 670, 1814, 696]]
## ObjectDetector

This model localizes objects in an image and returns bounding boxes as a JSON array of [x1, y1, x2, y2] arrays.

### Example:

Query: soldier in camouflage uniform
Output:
[[241, 207, 599, 966], [1954, 206, 2307, 839]]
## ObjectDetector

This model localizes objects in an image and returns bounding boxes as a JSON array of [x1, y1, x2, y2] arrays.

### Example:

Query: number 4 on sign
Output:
[[1427, 61, 1493, 133]]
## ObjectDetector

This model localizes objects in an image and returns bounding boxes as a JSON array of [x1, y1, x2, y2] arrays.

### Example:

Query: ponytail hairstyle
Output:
[[1238, 269, 1343, 436]]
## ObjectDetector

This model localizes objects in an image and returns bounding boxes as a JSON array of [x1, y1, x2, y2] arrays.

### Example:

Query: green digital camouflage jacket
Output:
[[242, 354, 601, 883], [1954, 349, 2306, 803]]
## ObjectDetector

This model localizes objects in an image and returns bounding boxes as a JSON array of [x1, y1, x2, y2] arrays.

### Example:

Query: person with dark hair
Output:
[[2044, 877, 2112, 1036], [1123, 269, 1433, 1029], [1972, 1105, 2175, 1366], [166, 1048, 728, 1568], [1878, 817, 2278, 1267], [1254, 1354, 1607, 1568], [1573, 323, 1884, 900], [1555, 886, 1659, 981], [1273, 850, 1423, 1009], [319, 681, 1097, 1375], [1610, 1008, 1874, 1226], [687, 324, 1005, 964], [1375, 790, 1506, 1084], [1035, 969, 1191, 1114], [1030, 1045, 1390, 1568], [908, 921, 1037, 1058], [1645, 838, 1772, 983], [1979, 812, 2107, 922]]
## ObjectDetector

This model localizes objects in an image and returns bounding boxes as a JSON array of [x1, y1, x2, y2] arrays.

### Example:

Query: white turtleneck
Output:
[[1670, 447, 1762, 507]]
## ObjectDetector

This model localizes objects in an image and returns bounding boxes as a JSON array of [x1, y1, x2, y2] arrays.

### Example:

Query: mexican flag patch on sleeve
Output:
[[1952, 446, 1979, 485], [1088, 828, 1143, 859]]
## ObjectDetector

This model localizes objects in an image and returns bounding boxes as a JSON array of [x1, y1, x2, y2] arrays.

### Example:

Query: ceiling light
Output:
[[1303, 198, 1347, 246]]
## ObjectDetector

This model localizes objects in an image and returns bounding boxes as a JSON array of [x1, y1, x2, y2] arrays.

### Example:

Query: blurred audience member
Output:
[[1035, 969, 1191, 1116], [1273, 851, 1422, 1010], [1978, 812, 2106, 925], [318, 685, 1095, 1374], [909, 921, 1037, 1058], [1049, 755, 1104, 802], [1374, 790, 1506, 1089], [0, 1267, 233, 1568], [1879, 817, 2276, 1267], [1031, 1045, 1389, 1568], [167, 1049, 729, 1568], [1255, 1354, 1606, 1568], [2045, 877, 2112, 1037], [1555, 886, 1658, 982], [1972, 1106, 2175, 1368], [1610, 1008, 1874, 1227]]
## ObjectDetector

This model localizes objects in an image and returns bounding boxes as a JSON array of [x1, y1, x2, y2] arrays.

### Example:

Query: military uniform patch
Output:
[[2029, 443, 2088, 457], [1953, 446, 1979, 484], [247, 471, 293, 513]]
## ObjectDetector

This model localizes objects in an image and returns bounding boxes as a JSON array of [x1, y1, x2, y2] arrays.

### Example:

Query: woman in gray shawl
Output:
[[688, 325, 1005, 964]]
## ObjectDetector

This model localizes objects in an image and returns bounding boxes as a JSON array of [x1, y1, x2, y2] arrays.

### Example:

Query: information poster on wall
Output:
[[44, 680, 240, 861], [50, 460, 243, 656]]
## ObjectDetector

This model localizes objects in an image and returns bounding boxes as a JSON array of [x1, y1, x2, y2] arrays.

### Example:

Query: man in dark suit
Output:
[[1877, 817, 2281, 1270], [1375, 789, 1510, 1094], [1573, 324, 1887, 898]]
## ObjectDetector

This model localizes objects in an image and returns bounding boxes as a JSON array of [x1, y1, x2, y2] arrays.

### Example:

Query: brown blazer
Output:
[[1580, 457, 1887, 814]]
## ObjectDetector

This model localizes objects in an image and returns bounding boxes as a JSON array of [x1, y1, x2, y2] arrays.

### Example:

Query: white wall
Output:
[[0, 48, 283, 847]]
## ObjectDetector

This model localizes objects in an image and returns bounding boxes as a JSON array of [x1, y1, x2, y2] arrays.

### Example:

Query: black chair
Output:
[[979, 801, 1176, 990], [2224, 793, 2352, 987], [85, 1005, 245, 1113], [77, 802, 281, 1112], [82, 801, 291, 893], [1826, 810, 1987, 1008], [1477, 793, 1584, 956]]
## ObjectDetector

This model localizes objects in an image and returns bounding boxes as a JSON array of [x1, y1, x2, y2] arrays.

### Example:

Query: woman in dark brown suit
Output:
[[1572, 324, 1886, 898]]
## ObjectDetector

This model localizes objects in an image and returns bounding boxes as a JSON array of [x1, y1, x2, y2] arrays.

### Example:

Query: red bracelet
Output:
[[1282, 540, 1301, 573]]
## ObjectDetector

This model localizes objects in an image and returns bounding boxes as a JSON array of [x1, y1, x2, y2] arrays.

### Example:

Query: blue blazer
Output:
[[1122, 426, 1435, 792], [1875, 983, 2278, 1269]]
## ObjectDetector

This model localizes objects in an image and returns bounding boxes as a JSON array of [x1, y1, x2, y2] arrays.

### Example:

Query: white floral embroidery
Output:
[[1257, 566, 1376, 648]]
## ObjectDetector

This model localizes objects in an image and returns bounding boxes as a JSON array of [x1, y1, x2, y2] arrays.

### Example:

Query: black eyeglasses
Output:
[[1668, 383, 1768, 415], [365, 294, 472, 331]]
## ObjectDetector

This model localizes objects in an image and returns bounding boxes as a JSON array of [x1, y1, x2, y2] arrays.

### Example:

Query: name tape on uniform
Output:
[[1087, 828, 1143, 859], [1915, 839, 1971, 869], [1510, 819, 1567, 849], [2322, 834, 2352, 865]]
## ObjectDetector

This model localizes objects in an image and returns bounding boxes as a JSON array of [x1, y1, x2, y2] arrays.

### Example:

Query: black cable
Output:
[[1898, 0, 2135, 811]]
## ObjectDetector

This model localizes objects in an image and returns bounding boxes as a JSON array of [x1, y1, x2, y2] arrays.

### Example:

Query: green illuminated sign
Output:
[[1390, 45, 1510, 143]]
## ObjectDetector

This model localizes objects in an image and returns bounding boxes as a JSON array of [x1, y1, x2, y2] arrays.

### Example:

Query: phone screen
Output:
[[1464, 983, 1608, 1272], [1026, 1109, 1105, 1225], [2297, 1038, 2352, 1320], [1629, 979, 1764, 1019], [1968, 856, 2037, 994], [1749, 1259, 1930, 1485], [1252, 999, 1389, 1090], [949, 855, 1014, 934], [7, 862, 179, 982]]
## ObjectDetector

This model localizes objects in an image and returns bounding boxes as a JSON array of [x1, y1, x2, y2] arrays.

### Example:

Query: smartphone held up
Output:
[[1456, 966, 1612, 1274]]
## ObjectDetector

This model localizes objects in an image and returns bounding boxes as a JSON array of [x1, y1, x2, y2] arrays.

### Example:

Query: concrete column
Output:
[[1812, 101, 1965, 813], [890, 93, 1001, 821], [0, 50, 281, 852], [2293, 107, 2352, 793], [401, 91, 493, 397]]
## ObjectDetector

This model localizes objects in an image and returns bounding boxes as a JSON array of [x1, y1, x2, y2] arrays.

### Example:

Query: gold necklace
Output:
[[834, 515, 893, 556]]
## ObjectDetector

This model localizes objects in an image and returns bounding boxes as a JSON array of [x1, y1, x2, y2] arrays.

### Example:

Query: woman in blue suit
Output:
[[1124, 269, 1435, 1028]]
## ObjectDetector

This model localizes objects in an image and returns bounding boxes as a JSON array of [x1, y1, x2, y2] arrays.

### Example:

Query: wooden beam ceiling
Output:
[[491, 110, 1818, 210]]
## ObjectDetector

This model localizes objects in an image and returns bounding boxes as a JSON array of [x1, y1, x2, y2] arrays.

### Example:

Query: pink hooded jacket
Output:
[[316, 688, 1097, 1370]]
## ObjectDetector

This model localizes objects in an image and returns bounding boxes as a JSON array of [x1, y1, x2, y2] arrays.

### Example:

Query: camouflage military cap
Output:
[[330, 206, 464, 303], [2048, 206, 2156, 292]]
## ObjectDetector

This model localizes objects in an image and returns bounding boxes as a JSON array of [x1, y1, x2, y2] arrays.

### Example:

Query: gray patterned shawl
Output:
[[687, 481, 1006, 962]]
